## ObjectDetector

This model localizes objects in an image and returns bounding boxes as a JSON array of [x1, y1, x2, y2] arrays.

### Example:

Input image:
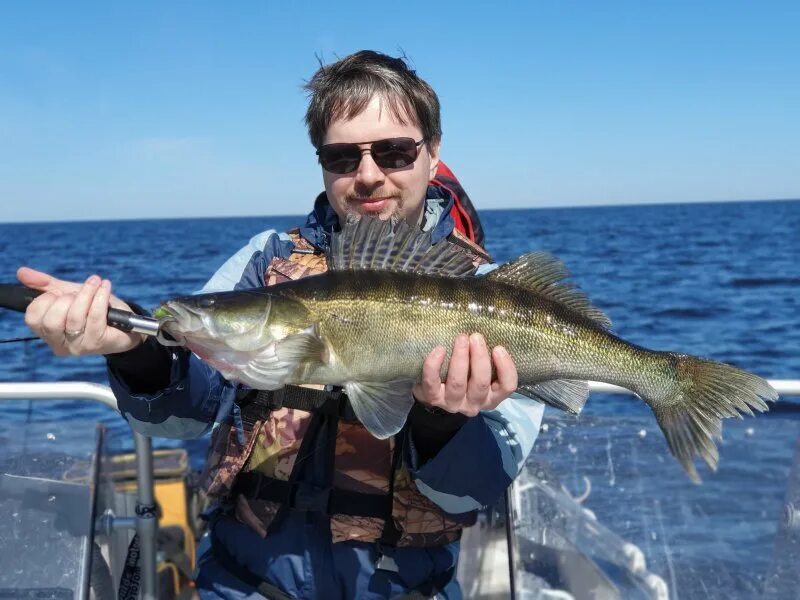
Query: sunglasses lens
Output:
[[371, 138, 418, 169], [318, 144, 362, 174], [317, 138, 422, 173]]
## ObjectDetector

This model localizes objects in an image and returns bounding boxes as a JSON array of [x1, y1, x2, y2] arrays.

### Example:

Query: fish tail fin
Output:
[[644, 353, 777, 483]]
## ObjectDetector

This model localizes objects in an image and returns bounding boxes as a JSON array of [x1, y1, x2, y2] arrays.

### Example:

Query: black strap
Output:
[[373, 434, 406, 574], [238, 386, 357, 425], [117, 533, 140, 600], [210, 526, 295, 600], [234, 471, 389, 519], [378, 434, 405, 549]]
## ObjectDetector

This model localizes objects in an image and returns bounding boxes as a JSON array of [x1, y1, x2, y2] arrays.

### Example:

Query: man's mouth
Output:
[[352, 197, 394, 213]]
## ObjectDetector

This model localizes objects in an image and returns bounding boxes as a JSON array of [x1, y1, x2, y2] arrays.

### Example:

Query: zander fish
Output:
[[154, 216, 777, 481]]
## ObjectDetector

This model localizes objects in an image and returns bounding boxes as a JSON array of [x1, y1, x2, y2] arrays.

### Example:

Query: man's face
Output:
[[321, 95, 440, 225]]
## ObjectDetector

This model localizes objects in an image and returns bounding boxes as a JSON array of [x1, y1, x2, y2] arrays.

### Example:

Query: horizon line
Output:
[[1, 196, 798, 226]]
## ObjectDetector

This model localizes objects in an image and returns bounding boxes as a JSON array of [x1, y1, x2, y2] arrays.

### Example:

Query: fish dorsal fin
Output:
[[487, 252, 612, 329], [329, 214, 477, 277]]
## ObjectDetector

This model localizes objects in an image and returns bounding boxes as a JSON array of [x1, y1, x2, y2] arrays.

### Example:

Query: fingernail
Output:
[[86, 275, 100, 285], [495, 346, 508, 357], [470, 333, 485, 346], [456, 335, 469, 348], [101, 279, 111, 289]]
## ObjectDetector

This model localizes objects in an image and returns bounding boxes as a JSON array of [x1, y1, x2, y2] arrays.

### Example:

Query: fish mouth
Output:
[[154, 301, 210, 347], [155, 301, 203, 329], [153, 305, 176, 321]]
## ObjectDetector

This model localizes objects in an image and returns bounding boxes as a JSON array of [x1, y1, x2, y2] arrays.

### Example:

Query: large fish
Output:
[[154, 216, 777, 481]]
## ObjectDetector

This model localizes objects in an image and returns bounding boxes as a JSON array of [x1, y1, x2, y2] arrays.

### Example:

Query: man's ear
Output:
[[427, 140, 441, 180]]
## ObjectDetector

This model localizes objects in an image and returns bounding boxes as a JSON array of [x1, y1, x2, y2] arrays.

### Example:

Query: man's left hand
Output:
[[412, 333, 518, 417]]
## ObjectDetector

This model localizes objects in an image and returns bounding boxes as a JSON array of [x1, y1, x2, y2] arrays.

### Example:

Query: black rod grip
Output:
[[0, 284, 43, 313], [0, 283, 160, 337]]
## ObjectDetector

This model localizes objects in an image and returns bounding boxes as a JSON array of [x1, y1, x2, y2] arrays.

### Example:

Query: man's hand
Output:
[[17, 266, 145, 356], [412, 333, 518, 417]]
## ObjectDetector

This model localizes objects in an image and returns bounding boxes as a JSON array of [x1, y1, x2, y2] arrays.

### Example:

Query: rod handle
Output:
[[0, 284, 42, 312], [0, 284, 160, 337]]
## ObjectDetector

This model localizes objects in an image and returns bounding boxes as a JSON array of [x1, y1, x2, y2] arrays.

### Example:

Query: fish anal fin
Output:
[[516, 380, 589, 415], [486, 253, 611, 329], [345, 380, 416, 439]]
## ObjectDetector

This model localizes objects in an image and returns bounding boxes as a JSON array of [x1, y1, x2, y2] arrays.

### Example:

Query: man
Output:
[[19, 51, 544, 599]]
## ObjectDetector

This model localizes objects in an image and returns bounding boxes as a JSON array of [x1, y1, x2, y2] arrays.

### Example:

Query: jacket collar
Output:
[[298, 184, 456, 252]]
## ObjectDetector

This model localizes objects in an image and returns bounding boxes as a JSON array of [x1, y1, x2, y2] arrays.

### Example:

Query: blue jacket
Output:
[[109, 188, 545, 599]]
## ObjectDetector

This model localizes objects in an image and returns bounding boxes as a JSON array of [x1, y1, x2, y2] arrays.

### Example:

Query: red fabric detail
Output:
[[435, 161, 456, 180], [431, 160, 477, 243]]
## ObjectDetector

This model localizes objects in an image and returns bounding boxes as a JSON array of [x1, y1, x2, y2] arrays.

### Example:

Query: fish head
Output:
[[155, 290, 267, 342], [154, 289, 313, 385]]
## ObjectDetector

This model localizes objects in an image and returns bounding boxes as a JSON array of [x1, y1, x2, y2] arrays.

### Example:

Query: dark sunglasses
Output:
[[316, 137, 426, 174]]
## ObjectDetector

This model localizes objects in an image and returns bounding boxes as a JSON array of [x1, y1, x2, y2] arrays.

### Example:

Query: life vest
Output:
[[201, 177, 491, 551]]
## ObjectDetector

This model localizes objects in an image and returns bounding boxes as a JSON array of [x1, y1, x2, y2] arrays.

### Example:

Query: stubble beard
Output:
[[344, 189, 401, 221]]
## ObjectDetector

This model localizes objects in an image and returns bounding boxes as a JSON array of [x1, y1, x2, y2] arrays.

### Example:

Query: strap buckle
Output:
[[242, 388, 286, 417], [375, 542, 399, 572]]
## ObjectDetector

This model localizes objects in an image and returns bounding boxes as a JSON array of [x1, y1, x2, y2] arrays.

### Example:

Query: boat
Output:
[[1, 380, 798, 600]]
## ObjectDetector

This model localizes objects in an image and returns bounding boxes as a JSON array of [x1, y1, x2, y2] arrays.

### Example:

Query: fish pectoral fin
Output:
[[238, 343, 297, 390], [275, 327, 327, 365], [237, 328, 326, 390], [516, 380, 589, 415], [345, 380, 416, 440]]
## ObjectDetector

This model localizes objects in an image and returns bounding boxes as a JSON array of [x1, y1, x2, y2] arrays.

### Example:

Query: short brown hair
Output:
[[304, 50, 441, 149]]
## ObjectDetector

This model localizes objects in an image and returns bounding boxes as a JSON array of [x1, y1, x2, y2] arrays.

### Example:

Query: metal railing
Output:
[[0, 382, 157, 600], [588, 380, 800, 396], [0, 378, 797, 600]]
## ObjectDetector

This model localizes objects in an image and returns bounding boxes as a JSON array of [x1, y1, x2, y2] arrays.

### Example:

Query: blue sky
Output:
[[1, 1, 798, 222]]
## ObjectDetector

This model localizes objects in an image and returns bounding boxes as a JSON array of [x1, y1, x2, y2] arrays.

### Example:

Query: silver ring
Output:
[[64, 328, 85, 340]]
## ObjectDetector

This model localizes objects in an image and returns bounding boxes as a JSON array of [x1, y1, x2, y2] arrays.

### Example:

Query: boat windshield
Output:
[[0, 418, 103, 600], [512, 403, 800, 599]]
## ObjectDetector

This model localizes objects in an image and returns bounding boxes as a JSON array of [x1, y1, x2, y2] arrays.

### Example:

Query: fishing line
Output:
[[0, 336, 39, 344]]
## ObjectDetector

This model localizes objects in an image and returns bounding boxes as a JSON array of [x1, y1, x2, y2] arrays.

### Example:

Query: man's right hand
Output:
[[17, 267, 146, 356]]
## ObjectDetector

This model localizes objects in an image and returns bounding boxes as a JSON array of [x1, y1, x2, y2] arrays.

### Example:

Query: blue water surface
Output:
[[0, 199, 798, 598]]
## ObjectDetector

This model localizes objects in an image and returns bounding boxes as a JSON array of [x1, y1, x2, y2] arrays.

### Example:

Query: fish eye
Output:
[[198, 297, 216, 308]]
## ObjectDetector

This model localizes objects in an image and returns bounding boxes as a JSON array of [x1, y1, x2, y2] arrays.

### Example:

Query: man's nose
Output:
[[354, 149, 385, 187]]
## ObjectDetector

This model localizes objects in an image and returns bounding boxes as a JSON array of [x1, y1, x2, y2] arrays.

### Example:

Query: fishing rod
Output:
[[0, 284, 161, 341]]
